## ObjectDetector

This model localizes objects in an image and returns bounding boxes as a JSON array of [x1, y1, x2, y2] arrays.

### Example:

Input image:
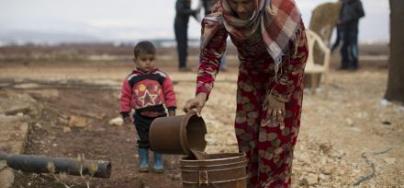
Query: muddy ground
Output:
[[0, 44, 403, 188]]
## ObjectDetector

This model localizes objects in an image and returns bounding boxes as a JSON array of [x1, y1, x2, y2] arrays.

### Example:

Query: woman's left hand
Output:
[[265, 94, 286, 127]]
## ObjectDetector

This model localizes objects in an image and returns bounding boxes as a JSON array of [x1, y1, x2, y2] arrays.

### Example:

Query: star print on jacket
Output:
[[136, 83, 160, 107]]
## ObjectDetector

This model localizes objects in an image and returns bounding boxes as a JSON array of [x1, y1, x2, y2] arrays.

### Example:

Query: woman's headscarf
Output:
[[201, 0, 302, 67]]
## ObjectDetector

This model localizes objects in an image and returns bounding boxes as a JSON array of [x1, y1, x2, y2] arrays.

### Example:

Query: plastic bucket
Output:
[[181, 153, 247, 188], [149, 112, 207, 155]]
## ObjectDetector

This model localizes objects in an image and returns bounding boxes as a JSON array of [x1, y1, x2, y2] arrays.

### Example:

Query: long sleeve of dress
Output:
[[270, 23, 308, 102], [196, 20, 228, 98]]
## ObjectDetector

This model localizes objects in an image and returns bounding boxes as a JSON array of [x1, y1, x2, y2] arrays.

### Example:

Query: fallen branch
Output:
[[353, 148, 392, 186]]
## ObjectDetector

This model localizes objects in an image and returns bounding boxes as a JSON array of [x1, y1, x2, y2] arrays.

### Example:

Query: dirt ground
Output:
[[0, 45, 403, 188]]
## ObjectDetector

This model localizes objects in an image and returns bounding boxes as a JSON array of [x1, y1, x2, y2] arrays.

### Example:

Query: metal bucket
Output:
[[149, 112, 207, 155], [181, 153, 247, 188]]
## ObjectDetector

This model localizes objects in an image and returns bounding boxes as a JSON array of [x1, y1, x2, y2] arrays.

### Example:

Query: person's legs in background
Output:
[[340, 26, 351, 70], [349, 26, 359, 70], [331, 25, 343, 53], [175, 21, 190, 71]]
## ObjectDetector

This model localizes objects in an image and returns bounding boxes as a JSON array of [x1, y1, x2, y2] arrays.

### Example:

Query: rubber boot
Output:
[[138, 148, 149, 172], [153, 152, 164, 173]]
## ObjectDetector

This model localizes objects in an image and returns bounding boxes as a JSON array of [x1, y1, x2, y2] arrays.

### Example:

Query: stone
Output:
[[109, 117, 123, 126], [319, 173, 329, 181], [59, 116, 69, 125], [319, 143, 332, 153], [168, 173, 181, 181], [299, 177, 309, 187], [4, 104, 31, 116], [0, 161, 6, 170], [34, 123, 42, 129], [320, 165, 334, 175], [63, 126, 72, 133], [384, 157, 396, 165], [296, 152, 311, 164], [0, 168, 14, 188], [68, 115, 88, 128], [346, 118, 354, 126], [26, 89, 60, 98], [335, 166, 346, 176], [306, 173, 319, 185], [13, 83, 40, 89], [328, 150, 345, 159]]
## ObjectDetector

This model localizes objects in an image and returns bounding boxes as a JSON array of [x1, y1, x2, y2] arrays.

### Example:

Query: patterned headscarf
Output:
[[201, 0, 302, 66]]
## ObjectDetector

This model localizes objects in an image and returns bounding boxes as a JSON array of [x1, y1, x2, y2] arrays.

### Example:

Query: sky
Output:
[[0, 0, 390, 43]]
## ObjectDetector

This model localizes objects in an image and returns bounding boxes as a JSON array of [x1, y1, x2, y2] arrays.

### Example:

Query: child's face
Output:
[[134, 53, 156, 72]]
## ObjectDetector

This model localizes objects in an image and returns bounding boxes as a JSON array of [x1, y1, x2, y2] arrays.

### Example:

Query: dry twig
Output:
[[353, 148, 392, 186]]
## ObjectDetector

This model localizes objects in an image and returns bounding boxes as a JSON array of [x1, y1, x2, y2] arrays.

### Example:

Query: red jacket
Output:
[[120, 68, 176, 118]]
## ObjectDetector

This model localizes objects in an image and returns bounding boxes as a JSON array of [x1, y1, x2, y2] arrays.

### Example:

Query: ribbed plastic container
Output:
[[180, 153, 247, 188]]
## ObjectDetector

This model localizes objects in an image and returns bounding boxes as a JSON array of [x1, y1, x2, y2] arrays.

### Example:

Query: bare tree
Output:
[[384, 0, 404, 104]]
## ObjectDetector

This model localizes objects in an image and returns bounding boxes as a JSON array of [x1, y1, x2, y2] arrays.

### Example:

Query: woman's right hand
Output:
[[183, 93, 208, 115]]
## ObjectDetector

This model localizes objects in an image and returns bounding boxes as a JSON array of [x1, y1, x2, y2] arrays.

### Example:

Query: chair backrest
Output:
[[305, 29, 331, 71], [309, 2, 341, 46]]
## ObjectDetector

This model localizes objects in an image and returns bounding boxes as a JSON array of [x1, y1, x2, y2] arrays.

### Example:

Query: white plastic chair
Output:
[[304, 29, 331, 93]]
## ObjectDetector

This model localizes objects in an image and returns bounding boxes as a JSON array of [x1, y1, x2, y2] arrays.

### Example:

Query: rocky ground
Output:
[[0, 45, 403, 188]]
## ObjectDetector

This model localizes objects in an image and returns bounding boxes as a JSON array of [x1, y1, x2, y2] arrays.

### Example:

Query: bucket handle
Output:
[[198, 169, 209, 185]]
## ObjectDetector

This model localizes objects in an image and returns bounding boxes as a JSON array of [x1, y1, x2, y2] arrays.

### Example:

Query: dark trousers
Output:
[[133, 112, 166, 149], [174, 17, 189, 68], [340, 22, 359, 69]]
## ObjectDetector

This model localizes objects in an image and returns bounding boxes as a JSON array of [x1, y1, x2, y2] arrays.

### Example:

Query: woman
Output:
[[184, 0, 308, 187]]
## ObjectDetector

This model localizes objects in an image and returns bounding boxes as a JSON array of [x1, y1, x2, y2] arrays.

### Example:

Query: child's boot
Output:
[[153, 152, 164, 173], [138, 148, 149, 172]]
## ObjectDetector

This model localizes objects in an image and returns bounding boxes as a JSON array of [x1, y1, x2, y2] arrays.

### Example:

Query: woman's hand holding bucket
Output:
[[183, 93, 208, 116]]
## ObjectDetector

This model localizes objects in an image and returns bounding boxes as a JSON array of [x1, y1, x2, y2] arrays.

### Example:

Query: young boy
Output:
[[120, 41, 176, 173]]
